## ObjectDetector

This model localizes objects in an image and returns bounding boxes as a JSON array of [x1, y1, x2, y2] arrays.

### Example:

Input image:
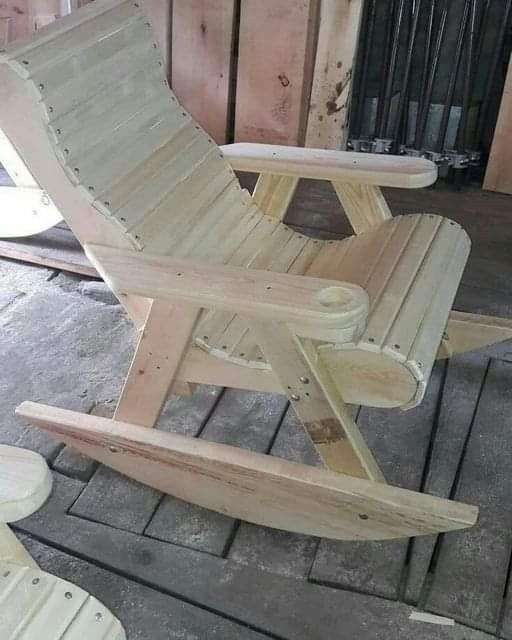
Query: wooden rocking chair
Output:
[[2, 0, 512, 541], [0, 444, 125, 638]]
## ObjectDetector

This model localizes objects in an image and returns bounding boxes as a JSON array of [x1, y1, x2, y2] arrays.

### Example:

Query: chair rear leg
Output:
[[115, 300, 201, 427], [249, 321, 385, 482]]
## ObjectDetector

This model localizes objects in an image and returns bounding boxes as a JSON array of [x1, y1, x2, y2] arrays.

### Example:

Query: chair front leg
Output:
[[249, 320, 385, 482], [114, 300, 201, 427]]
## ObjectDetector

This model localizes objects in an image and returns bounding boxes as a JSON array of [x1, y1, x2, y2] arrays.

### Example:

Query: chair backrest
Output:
[[0, 0, 254, 257]]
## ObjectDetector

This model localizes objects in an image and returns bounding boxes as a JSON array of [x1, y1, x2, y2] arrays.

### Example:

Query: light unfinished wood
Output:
[[0, 561, 126, 639], [305, 0, 364, 149], [142, 0, 171, 78], [0, 128, 38, 186], [171, 0, 235, 143], [2, 0, 495, 543], [115, 300, 201, 427], [436, 311, 512, 358], [332, 182, 392, 234], [16, 402, 478, 541], [249, 321, 383, 481], [234, 0, 318, 146], [0, 524, 37, 567], [221, 143, 438, 188], [0, 186, 63, 237], [85, 243, 369, 342], [251, 173, 299, 219], [484, 54, 512, 194], [0, 444, 52, 523]]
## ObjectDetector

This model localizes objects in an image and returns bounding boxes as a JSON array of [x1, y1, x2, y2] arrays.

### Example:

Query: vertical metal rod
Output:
[[474, 0, 512, 149], [378, 0, 406, 138], [351, 0, 378, 138], [436, 0, 471, 153], [415, 0, 450, 150], [392, 0, 423, 150], [374, 0, 396, 137], [456, 0, 478, 152], [414, 0, 437, 148]]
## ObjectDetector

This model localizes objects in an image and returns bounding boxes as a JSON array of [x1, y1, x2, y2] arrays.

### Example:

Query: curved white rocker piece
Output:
[[0, 128, 63, 237], [0, 444, 125, 639], [2, 0, 512, 542]]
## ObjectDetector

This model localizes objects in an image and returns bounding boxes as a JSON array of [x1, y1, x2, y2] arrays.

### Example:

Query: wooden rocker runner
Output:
[[2, 0, 512, 541], [0, 444, 125, 638]]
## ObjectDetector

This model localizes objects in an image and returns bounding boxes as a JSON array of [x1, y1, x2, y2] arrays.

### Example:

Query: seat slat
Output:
[[111, 127, 213, 229], [360, 215, 443, 348], [384, 219, 466, 360]]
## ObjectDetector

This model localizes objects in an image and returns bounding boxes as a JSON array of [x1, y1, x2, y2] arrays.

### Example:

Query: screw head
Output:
[[95, 612, 103, 621], [109, 445, 118, 453], [65, 591, 73, 599], [290, 393, 300, 401], [299, 376, 309, 384]]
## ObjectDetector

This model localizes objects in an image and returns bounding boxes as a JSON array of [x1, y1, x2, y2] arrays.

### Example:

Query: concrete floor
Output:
[[1, 177, 512, 639]]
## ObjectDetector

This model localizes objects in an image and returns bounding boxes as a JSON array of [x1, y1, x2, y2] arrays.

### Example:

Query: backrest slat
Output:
[[2, 0, 257, 256]]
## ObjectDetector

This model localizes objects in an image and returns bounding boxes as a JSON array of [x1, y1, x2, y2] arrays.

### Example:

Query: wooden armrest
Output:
[[220, 143, 437, 188], [85, 244, 369, 342]]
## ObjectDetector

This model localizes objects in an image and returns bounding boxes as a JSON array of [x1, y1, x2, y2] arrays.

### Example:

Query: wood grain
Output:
[[16, 401, 478, 541], [484, 54, 512, 194], [234, 0, 318, 145], [172, 0, 235, 143]]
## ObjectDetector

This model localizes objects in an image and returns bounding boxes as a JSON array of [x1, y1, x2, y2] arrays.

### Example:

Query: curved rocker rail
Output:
[[16, 402, 478, 541]]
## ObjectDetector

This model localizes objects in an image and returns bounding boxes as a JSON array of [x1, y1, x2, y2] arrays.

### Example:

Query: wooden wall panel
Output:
[[305, 0, 364, 149], [0, 1, 30, 42], [171, 0, 235, 144], [483, 54, 512, 194], [234, 0, 319, 146]]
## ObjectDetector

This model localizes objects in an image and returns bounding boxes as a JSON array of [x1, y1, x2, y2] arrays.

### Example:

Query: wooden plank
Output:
[[250, 320, 383, 481], [0, 186, 62, 237], [305, 0, 364, 149], [145, 389, 287, 555], [483, 54, 512, 194], [0, 523, 37, 566], [142, 0, 171, 78], [17, 401, 478, 540], [221, 143, 438, 188], [234, 0, 318, 146], [0, 239, 98, 277], [85, 243, 369, 342], [114, 301, 201, 427], [0, 0, 29, 43], [251, 173, 299, 219], [70, 385, 222, 533], [332, 183, 392, 234], [425, 358, 512, 632], [171, 0, 235, 143], [0, 16, 13, 45], [439, 311, 512, 358]]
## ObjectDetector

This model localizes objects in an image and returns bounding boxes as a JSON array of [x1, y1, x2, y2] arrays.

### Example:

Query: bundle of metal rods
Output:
[[348, 0, 512, 183]]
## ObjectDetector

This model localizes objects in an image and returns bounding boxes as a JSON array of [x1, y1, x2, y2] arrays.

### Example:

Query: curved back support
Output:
[[0, 0, 250, 256]]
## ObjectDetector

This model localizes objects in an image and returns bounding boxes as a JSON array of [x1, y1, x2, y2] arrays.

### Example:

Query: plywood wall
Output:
[[483, 55, 512, 195]]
